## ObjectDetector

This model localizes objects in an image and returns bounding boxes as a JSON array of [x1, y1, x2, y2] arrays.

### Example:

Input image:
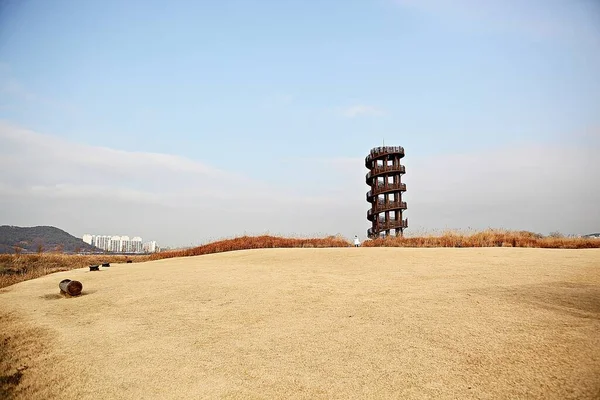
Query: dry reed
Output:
[[147, 234, 350, 261], [363, 229, 600, 249], [2, 230, 597, 289], [0, 235, 349, 289], [0, 254, 147, 289]]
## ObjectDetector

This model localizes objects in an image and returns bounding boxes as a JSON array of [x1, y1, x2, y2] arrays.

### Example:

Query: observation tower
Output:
[[365, 146, 407, 238]]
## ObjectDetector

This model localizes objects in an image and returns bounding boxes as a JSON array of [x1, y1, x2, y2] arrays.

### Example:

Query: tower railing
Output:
[[365, 146, 407, 238], [367, 201, 408, 220], [367, 218, 408, 237], [366, 164, 406, 181], [366, 183, 407, 200], [365, 146, 405, 164]]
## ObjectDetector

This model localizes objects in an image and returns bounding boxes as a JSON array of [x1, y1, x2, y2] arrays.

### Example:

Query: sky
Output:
[[0, 0, 599, 247]]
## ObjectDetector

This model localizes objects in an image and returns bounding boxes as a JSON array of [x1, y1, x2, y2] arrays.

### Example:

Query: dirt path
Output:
[[1, 248, 599, 399]]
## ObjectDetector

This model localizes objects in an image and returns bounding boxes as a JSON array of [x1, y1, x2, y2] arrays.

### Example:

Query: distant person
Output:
[[354, 235, 360, 247]]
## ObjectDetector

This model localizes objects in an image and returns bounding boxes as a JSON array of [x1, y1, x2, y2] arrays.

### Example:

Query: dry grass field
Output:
[[2, 231, 597, 290], [1, 247, 599, 399], [0, 235, 350, 289], [0, 253, 149, 289]]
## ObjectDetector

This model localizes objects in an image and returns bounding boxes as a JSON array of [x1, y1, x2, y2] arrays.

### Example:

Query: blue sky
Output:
[[1, 0, 599, 246]]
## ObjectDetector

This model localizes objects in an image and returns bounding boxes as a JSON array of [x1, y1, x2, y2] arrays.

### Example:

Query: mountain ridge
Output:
[[0, 225, 96, 254]]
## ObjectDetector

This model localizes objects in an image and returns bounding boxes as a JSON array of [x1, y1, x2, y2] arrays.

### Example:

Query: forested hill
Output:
[[0, 225, 96, 254]]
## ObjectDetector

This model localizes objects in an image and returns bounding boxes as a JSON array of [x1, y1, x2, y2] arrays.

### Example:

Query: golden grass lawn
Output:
[[1, 248, 599, 399]]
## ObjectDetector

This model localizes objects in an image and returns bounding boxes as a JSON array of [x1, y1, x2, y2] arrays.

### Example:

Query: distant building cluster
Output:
[[82, 234, 158, 253]]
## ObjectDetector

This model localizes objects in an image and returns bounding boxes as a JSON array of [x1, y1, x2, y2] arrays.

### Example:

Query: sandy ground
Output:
[[1, 248, 599, 399]]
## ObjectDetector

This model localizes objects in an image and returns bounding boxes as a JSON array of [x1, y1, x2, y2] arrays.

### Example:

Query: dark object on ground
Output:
[[59, 279, 82, 296], [126, 260, 132, 264], [89, 265, 100, 271], [0, 369, 23, 387], [101, 262, 110, 267]]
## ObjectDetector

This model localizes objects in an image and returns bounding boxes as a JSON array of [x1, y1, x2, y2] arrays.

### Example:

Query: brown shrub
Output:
[[362, 229, 600, 249], [0, 235, 351, 289], [0, 254, 147, 289], [148, 235, 350, 261], [2, 230, 596, 289]]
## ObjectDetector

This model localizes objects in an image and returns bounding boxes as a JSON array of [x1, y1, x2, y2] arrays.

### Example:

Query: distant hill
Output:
[[0, 225, 97, 254], [583, 233, 600, 238]]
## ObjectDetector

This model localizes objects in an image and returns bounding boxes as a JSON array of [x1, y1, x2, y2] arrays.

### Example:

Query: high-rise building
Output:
[[110, 236, 122, 252], [120, 236, 130, 253], [82, 233, 156, 253], [143, 241, 157, 253], [131, 237, 143, 253], [82, 234, 93, 245], [95, 235, 110, 251]]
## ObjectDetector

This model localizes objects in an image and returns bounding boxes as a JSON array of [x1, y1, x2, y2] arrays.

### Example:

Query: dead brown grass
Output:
[[0, 235, 350, 289], [364, 229, 600, 249], [0, 253, 149, 289], [2, 231, 597, 289], [0, 312, 68, 400], [148, 234, 351, 260], [0, 248, 599, 399]]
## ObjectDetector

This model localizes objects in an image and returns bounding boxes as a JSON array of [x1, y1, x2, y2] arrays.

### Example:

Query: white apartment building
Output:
[[82, 234, 93, 245], [120, 236, 130, 253], [95, 235, 111, 251], [82, 233, 158, 254], [131, 237, 143, 253], [110, 236, 122, 252], [143, 241, 157, 253]]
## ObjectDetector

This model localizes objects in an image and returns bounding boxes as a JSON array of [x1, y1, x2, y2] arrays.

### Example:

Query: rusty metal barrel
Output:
[[59, 279, 83, 296]]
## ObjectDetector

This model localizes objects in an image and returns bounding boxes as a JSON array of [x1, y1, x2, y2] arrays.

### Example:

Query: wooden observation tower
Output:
[[365, 146, 408, 238]]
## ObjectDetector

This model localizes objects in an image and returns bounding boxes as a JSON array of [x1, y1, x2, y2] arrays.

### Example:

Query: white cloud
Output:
[[0, 123, 243, 196], [1, 122, 598, 246], [339, 105, 386, 118], [0, 122, 344, 246], [291, 140, 599, 236]]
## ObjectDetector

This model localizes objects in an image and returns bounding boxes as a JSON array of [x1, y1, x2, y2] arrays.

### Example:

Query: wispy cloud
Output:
[[339, 105, 386, 118], [1, 121, 597, 245], [0, 122, 341, 245], [285, 137, 599, 236]]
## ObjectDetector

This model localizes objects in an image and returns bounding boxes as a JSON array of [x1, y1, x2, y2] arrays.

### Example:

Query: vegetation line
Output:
[[1, 231, 598, 289], [363, 229, 600, 249]]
